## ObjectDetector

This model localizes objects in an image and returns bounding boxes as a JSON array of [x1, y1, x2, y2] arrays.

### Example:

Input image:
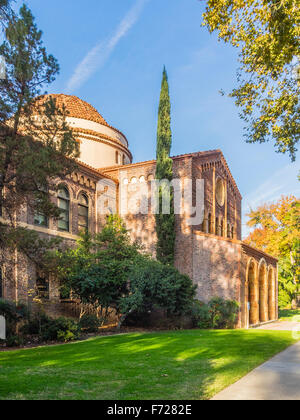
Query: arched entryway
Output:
[[258, 260, 268, 323], [247, 259, 259, 326], [268, 266, 276, 320]]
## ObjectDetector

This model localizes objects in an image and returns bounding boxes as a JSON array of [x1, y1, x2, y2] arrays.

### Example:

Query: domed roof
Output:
[[35, 94, 109, 126]]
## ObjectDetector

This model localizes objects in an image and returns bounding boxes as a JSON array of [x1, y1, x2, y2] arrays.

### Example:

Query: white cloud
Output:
[[66, 0, 149, 92], [242, 162, 300, 238]]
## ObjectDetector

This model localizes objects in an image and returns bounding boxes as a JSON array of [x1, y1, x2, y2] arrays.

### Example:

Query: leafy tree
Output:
[[202, 0, 300, 160], [245, 195, 300, 307], [58, 216, 196, 328], [57, 216, 142, 322], [0, 5, 79, 272], [155, 67, 175, 265]]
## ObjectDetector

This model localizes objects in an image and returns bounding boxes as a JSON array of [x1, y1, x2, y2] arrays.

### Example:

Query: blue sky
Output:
[[17, 0, 300, 237]]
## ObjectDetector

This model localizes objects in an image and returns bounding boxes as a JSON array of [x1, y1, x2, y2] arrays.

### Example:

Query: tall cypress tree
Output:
[[155, 67, 175, 265]]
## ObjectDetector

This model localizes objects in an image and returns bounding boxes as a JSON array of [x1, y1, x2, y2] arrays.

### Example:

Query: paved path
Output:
[[212, 322, 300, 400], [255, 321, 300, 331]]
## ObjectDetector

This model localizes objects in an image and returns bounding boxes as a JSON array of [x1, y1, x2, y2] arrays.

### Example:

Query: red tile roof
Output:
[[35, 94, 109, 127]]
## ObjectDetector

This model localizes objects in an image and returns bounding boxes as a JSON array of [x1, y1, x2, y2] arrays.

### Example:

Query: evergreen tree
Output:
[[155, 67, 175, 265], [0, 5, 79, 271]]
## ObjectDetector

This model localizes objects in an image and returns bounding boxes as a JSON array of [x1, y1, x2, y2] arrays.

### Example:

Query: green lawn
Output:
[[279, 309, 300, 321], [0, 329, 297, 400]]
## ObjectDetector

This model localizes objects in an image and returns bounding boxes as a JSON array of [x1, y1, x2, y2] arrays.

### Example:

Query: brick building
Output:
[[0, 94, 278, 327]]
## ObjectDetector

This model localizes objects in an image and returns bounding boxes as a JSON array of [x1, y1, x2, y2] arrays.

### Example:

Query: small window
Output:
[[58, 187, 70, 232], [36, 277, 49, 300], [115, 151, 119, 164], [78, 193, 89, 232], [231, 226, 234, 239]]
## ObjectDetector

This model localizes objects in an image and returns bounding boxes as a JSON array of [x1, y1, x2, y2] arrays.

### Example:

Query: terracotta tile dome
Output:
[[35, 94, 109, 126]]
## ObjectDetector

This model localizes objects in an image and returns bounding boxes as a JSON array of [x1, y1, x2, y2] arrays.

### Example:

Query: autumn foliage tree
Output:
[[0, 0, 12, 28], [245, 195, 300, 307], [202, 0, 300, 160]]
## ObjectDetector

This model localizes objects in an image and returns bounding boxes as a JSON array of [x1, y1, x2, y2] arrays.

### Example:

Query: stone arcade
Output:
[[0, 94, 278, 328]]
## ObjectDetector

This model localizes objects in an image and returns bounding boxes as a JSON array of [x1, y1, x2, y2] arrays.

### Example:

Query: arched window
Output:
[[122, 154, 126, 165], [231, 226, 234, 239], [227, 223, 230, 238], [78, 193, 89, 232], [221, 219, 224, 237], [58, 187, 70, 232]]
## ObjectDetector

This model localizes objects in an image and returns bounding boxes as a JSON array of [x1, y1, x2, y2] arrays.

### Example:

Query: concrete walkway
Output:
[[212, 322, 300, 400], [255, 321, 300, 331]]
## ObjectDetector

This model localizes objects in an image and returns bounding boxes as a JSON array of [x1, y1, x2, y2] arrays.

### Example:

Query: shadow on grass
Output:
[[0, 329, 297, 400]]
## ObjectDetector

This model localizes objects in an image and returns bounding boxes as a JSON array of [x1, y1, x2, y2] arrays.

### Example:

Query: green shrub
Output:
[[78, 314, 101, 333], [4, 335, 24, 348], [208, 297, 240, 329], [41, 317, 80, 342], [20, 313, 50, 336], [191, 297, 240, 330], [189, 301, 211, 329], [57, 329, 76, 343], [121, 258, 196, 326], [20, 314, 80, 343]]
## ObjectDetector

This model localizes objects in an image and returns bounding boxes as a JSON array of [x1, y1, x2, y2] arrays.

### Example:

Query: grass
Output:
[[0, 329, 298, 400], [279, 309, 300, 322]]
